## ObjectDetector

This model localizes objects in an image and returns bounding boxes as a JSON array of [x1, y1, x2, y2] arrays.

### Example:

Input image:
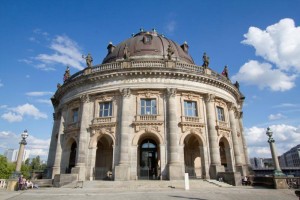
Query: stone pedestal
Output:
[[71, 165, 86, 181], [6, 179, 18, 191], [274, 177, 288, 189], [168, 164, 184, 180], [114, 165, 130, 181]]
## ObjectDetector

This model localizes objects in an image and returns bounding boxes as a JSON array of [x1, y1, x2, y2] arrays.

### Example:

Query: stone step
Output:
[[204, 179, 234, 187], [62, 179, 217, 189]]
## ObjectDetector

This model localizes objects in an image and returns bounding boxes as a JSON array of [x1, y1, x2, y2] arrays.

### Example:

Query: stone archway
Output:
[[219, 137, 233, 171], [94, 135, 113, 180]]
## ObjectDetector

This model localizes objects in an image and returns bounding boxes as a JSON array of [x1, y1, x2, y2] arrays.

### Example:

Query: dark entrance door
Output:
[[67, 142, 77, 173], [139, 139, 158, 180]]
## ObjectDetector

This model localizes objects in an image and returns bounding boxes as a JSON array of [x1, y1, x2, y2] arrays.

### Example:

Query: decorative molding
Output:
[[132, 121, 164, 133], [120, 88, 131, 97], [179, 121, 205, 133]]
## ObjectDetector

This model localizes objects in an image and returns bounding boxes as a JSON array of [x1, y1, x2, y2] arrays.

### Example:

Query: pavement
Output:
[[0, 184, 298, 200]]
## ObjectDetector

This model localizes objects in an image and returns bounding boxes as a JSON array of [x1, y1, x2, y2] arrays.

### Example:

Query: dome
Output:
[[102, 30, 194, 64]]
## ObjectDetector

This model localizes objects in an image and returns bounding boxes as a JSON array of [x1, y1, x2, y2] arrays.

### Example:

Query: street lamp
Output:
[[266, 127, 285, 176], [15, 130, 29, 176]]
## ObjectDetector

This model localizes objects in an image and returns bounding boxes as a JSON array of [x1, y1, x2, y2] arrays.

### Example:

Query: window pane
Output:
[[99, 102, 112, 117], [141, 99, 156, 115], [184, 101, 197, 117]]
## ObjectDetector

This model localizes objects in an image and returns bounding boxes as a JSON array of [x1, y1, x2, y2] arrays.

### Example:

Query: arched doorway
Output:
[[184, 134, 201, 178], [219, 137, 232, 171], [95, 135, 113, 180], [139, 139, 158, 180], [67, 141, 77, 173]]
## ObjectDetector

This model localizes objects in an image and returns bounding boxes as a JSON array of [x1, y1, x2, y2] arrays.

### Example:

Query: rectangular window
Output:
[[72, 108, 79, 123], [99, 102, 112, 117], [184, 101, 198, 117], [141, 99, 157, 115], [217, 106, 225, 121]]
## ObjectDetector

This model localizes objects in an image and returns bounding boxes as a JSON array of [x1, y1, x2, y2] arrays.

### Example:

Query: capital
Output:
[[120, 88, 131, 97], [167, 88, 177, 97], [80, 94, 90, 103], [205, 93, 215, 102]]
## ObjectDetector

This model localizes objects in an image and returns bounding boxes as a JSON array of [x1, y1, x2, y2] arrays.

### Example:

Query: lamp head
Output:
[[266, 127, 273, 138], [21, 129, 28, 140]]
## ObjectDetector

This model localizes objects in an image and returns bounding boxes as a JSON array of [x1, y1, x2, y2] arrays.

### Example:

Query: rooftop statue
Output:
[[63, 66, 70, 82], [83, 53, 93, 68], [123, 44, 130, 59], [202, 52, 210, 68], [222, 65, 229, 79], [167, 44, 174, 60]]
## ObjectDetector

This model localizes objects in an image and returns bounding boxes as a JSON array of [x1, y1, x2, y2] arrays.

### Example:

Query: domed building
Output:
[[47, 29, 250, 182]]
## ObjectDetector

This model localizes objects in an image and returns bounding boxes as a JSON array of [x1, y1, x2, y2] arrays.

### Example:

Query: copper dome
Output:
[[102, 30, 194, 64]]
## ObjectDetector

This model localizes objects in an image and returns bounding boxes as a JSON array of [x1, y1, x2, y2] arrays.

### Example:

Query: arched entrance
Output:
[[95, 135, 113, 180], [219, 137, 232, 171], [138, 139, 159, 180], [184, 134, 202, 178], [67, 141, 77, 173]]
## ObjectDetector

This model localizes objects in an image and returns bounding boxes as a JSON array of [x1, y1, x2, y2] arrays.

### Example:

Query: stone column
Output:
[[47, 112, 61, 178], [51, 108, 66, 178], [167, 88, 183, 180], [114, 88, 131, 180], [228, 103, 243, 174], [200, 146, 210, 179], [205, 94, 222, 179], [130, 145, 138, 180], [239, 112, 250, 166], [88, 147, 97, 180], [159, 144, 167, 180], [72, 94, 90, 181]]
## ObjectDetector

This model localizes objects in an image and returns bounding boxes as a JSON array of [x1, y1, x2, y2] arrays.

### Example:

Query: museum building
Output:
[[47, 29, 250, 181]]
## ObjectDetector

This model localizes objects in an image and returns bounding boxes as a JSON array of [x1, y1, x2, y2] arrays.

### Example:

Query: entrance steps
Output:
[[62, 179, 221, 189], [205, 179, 234, 187]]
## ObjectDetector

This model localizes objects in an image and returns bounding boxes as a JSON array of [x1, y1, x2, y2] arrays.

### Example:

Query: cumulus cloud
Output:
[[1, 103, 47, 122], [268, 113, 286, 120], [35, 35, 85, 70], [245, 124, 300, 157], [242, 18, 300, 72], [233, 18, 300, 91], [232, 60, 296, 91]]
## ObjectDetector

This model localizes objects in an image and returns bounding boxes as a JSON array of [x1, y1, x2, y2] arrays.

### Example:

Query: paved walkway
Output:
[[0, 186, 298, 200]]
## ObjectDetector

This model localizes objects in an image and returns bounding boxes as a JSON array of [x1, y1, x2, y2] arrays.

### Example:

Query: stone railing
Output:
[[218, 121, 228, 128], [93, 117, 112, 124], [181, 116, 200, 123], [136, 115, 158, 121], [67, 122, 79, 129], [66, 60, 233, 87]]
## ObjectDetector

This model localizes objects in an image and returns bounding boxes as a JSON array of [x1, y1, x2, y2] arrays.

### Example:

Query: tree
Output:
[[0, 155, 15, 179]]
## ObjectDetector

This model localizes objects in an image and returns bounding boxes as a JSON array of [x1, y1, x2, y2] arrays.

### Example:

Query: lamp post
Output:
[[266, 127, 285, 176], [15, 130, 29, 175]]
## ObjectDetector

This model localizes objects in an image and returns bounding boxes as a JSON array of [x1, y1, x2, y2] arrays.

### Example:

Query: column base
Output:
[[209, 164, 224, 179], [72, 165, 86, 181], [51, 166, 61, 179], [168, 164, 184, 180], [114, 164, 130, 181], [274, 177, 288, 189]]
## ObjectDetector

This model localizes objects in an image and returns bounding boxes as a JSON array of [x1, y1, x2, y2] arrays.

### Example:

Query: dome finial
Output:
[[140, 27, 144, 32]]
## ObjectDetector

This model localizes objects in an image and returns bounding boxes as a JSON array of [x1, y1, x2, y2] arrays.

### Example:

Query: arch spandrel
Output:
[[179, 129, 205, 146], [89, 129, 115, 148]]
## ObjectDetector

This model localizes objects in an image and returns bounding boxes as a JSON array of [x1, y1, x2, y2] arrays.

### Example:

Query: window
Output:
[[72, 108, 79, 123], [184, 101, 198, 117], [99, 102, 112, 117], [141, 99, 157, 115], [217, 106, 225, 121]]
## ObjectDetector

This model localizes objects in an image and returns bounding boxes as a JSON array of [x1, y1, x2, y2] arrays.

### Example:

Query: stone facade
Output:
[[47, 30, 250, 181]]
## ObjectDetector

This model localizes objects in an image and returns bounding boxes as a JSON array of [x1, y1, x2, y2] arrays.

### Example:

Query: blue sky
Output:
[[1, 0, 300, 161]]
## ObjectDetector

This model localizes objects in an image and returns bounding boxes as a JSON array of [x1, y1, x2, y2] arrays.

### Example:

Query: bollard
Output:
[[295, 190, 300, 200], [185, 173, 189, 190]]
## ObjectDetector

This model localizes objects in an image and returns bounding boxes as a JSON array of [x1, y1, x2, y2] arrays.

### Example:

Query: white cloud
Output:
[[1, 112, 23, 122], [245, 124, 300, 158], [273, 103, 300, 108], [1, 103, 47, 122], [26, 91, 53, 97], [36, 99, 52, 105], [232, 60, 296, 91], [268, 113, 286, 120], [166, 20, 176, 34], [242, 18, 300, 72], [35, 35, 85, 70], [0, 79, 3, 88]]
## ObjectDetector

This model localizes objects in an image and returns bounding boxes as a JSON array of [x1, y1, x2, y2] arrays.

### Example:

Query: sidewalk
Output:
[[0, 186, 297, 200]]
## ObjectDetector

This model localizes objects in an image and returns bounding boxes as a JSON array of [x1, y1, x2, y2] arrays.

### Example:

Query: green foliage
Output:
[[0, 155, 15, 179]]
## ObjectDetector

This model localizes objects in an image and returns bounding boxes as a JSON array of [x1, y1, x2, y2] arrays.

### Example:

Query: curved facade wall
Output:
[[47, 38, 249, 181]]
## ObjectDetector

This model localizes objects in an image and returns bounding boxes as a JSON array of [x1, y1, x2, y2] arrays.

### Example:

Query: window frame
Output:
[[140, 98, 157, 115], [217, 106, 225, 121], [184, 100, 198, 117], [99, 101, 113, 117]]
